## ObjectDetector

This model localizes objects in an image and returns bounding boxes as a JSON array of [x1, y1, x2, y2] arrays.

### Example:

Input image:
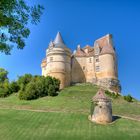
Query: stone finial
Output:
[[77, 44, 81, 50], [49, 40, 54, 47], [73, 50, 76, 54]]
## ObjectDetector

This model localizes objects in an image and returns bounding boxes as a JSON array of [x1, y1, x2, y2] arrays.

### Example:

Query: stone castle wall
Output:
[[41, 33, 121, 93]]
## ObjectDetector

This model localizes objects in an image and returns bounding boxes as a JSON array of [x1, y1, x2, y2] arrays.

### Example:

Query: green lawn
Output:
[[0, 109, 140, 140], [0, 84, 140, 140]]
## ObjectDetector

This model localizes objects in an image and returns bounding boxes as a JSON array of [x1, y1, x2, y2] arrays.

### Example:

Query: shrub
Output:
[[53, 77, 60, 92], [0, 68, 8, 83], [24, 81, 38, 100], [18, 90, 25, 100], [19, 76, 60, 100], [0, 80, 11, 97], [19, 81, 38, 100], [0, 88, 7, 97], [124, 94, 133, 102], [9, 81, 20, 93], [48, 84, 58, 96], [34, 76, 48, 97], [17, 74, 33, 87], [105, 90, 120, 99]]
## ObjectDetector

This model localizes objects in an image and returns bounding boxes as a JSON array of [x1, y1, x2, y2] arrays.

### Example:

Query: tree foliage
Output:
[[0, 69, 60, 99], [124, 94, 133, 102], [17, 74, 33, 86], [0, 67, 8, 83], [19, 75, 60, 100], [0, 0, 44, 54], [105, 90, 120, 99]]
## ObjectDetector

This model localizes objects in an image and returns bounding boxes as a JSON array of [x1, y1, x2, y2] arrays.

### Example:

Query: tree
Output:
[[0, 68, 8, 83], [0, 0, 44, 54], [17, 74, 33, 85], [48, 84, 57, 96], [9, 81, 20, 93]]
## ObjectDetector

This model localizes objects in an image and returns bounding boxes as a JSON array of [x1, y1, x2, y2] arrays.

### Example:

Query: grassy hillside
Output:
[[0, 84, 140, 140], [0, 84, 139, 118]]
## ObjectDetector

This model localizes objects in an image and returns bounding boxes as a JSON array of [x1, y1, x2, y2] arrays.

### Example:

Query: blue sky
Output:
[[0, 0, 140, 100]]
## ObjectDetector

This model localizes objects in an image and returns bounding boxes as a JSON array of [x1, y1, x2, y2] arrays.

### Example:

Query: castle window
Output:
[[95, 58, 99, 62], [50, 57, 53, 62], [83, 66, 85, 70], [95, 66, 100, 72], [89, 58, 92, 63]]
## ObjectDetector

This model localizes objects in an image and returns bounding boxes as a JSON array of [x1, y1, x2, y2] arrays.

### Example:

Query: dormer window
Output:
[[94, 42, 100, 55], [95, 47, 100, 55]]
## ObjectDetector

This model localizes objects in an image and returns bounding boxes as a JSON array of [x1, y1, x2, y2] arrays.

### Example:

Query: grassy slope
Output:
[[0, 85, 140, 118], [0, 84, 140, 140]]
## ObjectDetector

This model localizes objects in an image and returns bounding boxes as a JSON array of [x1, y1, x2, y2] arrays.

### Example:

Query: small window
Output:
[[95, 58, 99, 62], [83, 66, 85, 70], [95, 66, 100, 72], [89, 58, 92, 63], [50, 57, 53, 62]]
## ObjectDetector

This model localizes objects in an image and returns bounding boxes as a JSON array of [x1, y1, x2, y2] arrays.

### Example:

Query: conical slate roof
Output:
[[93, 89, 111, 102], [54, 32, 64, 44]]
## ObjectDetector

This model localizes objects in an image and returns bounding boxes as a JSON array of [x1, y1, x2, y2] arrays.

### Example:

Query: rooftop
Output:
[[54, 32, 64, 44]]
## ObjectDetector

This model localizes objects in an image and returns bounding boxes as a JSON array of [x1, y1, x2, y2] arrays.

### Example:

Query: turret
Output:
[[94, 34, 120, 92], [41, 32, 71, 89]]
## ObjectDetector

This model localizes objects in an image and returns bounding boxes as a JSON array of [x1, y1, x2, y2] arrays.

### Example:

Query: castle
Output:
[[41, 32, 121, 92]]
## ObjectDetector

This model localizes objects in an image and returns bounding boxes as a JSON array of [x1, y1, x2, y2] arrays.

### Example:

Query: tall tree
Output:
[[0, 0, 44, 54], [0, 68, 8, 83]]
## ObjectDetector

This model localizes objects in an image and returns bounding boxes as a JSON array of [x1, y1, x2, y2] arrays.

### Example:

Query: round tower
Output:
[[44, 32, 71, 89], [94, 34, 121, 92]]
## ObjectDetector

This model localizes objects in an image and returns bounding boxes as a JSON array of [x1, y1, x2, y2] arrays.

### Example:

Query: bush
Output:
[[105, 90, 120, 99], [53, 77, 60, 92], [0, 80, 11, 97], [0, 68, 8, 83], [48, 84, 58, 96], [20, 81, 38, 100], [0, 88, 8, 97], [124, 94, 133, 102], [9, 81, 20, 93], [18, 90, 25, 100], [17, 74, 33, 87], [19, 76, 60, 100]]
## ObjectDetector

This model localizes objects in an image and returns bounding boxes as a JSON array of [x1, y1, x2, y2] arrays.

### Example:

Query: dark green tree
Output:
[[48, 84, 57, 96], [9, 81, 20, 93], [17, 74, 33, 86], [0, 67, 8, 83], [0, 0, 44, 54]]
